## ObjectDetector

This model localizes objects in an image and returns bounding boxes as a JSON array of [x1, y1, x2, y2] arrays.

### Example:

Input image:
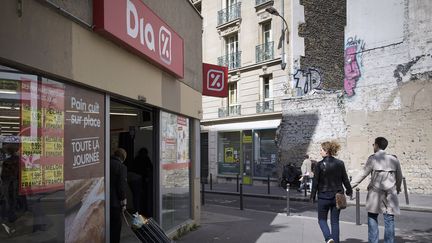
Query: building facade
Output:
[[277, 0, 432, 194], [0, 0, 202, 241], [195, 0, 292, 185]]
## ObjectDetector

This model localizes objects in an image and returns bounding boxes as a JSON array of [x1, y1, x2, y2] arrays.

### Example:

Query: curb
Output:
[[346, 201, 432, 213], [203, 190, 309, 202], [204, 190, 432, 213]]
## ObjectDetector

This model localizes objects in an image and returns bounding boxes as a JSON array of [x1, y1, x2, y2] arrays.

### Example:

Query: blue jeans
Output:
[[368, 213, 395, 243], [318, 197, 340, 243]]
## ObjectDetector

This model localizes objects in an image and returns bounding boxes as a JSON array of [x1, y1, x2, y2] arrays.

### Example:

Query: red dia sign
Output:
[[202, 63, 228, 97], [93, 0, 184, 78]]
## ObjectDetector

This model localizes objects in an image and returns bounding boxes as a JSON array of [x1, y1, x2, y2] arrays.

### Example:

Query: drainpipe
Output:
[[281, 0, 286, 70]]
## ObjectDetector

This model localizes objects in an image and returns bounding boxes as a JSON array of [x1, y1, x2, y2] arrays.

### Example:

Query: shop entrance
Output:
[[110, 100, 155, 218]]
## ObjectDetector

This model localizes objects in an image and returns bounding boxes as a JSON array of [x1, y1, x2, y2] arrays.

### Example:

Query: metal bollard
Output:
[[356, 188, 360, 225], [210, 173, 213, 191], [236, 174, 240, 192], [240, 183, 244, 210], [267, 175, 271, 194], [286, 184, 290, 216], [403, 177, 409, 205], [201, 181, 205, 205], [304, 176, 308, 197]]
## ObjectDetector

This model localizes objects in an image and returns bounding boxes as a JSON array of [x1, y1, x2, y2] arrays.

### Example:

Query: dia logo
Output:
[[159, 26, 172, 65], [207, 69, 224, 91]]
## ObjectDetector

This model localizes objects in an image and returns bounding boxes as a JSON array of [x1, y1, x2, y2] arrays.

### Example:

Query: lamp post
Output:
[[266, 6, 288, 70]]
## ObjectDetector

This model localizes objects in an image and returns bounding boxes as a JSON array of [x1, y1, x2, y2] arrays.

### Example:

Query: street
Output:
[[204, 193, 432, 235]]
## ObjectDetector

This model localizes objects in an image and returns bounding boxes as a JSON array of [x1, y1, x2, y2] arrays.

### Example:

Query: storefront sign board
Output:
[[93, 0, 184, 78]]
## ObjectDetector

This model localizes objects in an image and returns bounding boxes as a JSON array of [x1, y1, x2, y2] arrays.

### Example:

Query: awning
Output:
[[201, 119, 281, 132]]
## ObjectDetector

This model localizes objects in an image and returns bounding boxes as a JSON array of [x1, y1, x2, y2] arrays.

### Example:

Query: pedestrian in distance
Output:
[[299, 155, 313, 192], [351, 137, 403, 243], [310, 141, 352, 243], [110, 148, 128, 243]]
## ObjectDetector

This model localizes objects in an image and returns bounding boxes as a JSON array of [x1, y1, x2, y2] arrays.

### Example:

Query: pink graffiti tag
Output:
[[344, 45, 361, 96]]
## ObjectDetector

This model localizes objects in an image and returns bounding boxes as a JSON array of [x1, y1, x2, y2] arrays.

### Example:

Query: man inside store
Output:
[[110, 148, 128, 243]]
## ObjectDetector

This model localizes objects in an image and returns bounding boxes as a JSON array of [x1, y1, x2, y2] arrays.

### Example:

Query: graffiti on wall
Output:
[[344, 36, 365, 97], [293, 68, 323, 95], [393, 54, 431, 83]]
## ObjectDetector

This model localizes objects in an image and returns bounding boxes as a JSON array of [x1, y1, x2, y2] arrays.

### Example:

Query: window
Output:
[[253, 129, 278, 178], [261, 75, 273, 101], [217, 131, 240, 175], [262, 22, 272, 45], [160, 111, 191, 230], [228, 82, 237, 105], [224, 0, 237, 8], [264, 77, 270, 100], [221, 34, 240, 69], [226, 34, 238, 56], [256, 22, 273, 63], [0, 65, 106, 242]]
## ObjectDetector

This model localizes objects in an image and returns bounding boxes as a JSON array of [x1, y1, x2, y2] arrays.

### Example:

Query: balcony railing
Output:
[[218, 105, 241, 118], [255, 0, 272, 6], [256, 41, 274, 63], [256, 100, 274, 113], [218, 51, 242, 70], [217, 2, 241, 26]]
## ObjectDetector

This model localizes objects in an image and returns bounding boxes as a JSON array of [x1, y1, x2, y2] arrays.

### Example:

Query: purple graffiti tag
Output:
[[344, 45, 361, 97]]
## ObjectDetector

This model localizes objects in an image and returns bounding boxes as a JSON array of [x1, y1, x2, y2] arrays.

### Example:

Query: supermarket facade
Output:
[[0, 0, 202, 241]]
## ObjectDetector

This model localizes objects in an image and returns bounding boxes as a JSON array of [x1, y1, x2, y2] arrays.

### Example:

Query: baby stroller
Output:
[[280, 164, 302, 189]]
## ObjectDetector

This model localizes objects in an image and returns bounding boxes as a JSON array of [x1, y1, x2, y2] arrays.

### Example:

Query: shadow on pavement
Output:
[[177, 205, 285, 243], [343, 228, 432, 243], [397, 228, 432, 242], [341, 239, 366, 243]]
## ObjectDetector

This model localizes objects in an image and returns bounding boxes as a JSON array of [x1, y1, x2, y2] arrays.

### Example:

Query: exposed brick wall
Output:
[[276, 91, 348, 177], [298, 0, 346, 90]]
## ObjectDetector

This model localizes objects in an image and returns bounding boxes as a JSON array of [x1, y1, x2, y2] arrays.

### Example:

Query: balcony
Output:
[[217, 2, 241, 26], [218, 52, 242, 70], [218, 105, 241, 118], [256, 100, 274, 113], [256, 42, 274, 63], [255, 0, 272, 6]]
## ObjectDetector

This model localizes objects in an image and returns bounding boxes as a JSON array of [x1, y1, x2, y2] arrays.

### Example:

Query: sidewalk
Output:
[[178, 204, 428, 243], [203, 183, 432, 212]]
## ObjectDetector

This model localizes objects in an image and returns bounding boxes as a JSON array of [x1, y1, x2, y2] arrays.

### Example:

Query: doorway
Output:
[[110, 99, 155, 217], [200, 133, 209, 183]]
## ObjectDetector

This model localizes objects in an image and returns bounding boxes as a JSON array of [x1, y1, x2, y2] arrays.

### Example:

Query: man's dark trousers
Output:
[[110, 207, 122, 243]]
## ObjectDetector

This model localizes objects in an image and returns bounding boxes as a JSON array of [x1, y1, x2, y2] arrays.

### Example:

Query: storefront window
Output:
[[217, 131, 240, 175], [253, 129, 278, 178], [160, 111, 191, 231], [0, 67, 106, 242]]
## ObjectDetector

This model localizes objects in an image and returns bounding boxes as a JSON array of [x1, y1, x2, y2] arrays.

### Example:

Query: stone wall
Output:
[[297, 0, 346, 91]]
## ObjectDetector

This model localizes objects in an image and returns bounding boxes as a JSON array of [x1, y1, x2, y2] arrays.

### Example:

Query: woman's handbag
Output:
[[335, 192, 347, 209]]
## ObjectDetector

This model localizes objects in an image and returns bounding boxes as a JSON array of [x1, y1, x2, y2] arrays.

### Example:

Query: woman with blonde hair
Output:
[[310, 141, 352, 243]]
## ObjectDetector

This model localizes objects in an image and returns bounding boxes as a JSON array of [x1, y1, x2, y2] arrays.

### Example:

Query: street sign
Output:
[[202, 63, 228, 97]]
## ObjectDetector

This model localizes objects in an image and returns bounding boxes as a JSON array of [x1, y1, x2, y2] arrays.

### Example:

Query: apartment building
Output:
[[193, 0, 291, 185]]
